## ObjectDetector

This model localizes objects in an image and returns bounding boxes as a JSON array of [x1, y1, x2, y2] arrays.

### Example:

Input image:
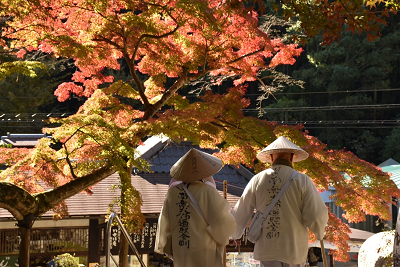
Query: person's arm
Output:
[[204, 188, 237, 245], [154, 191, 171, 254], [230, 175, 258, 239], [301, 175, 329, 240]]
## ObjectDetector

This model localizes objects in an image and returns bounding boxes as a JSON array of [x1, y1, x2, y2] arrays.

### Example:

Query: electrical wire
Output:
[[2, 103, 400, 118], [182, 88, 400, 98], [243, 103, 400, 112], [275, 120, 400, 124], [244, 88, 400, 96], [0, 113, 69, 117], [293, 126, 400, 129]]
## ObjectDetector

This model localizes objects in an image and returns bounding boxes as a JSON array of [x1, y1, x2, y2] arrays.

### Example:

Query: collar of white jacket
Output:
[[168, 177, 217, 189]]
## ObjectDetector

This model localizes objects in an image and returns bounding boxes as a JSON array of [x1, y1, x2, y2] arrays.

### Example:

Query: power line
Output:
[[0, 125, 45, 128], [1, 110, 400, 124], [1, 96, 57, 99], [296, 126, 400, 129], [0, 113, 71, 120], [243, 103, 400, 112], [2, 118, 400, 130], [3, 86, 400, 99], [2, 103, 400, 118], [272, 120, 400, 129], [275, 120, 400, 125], [1, 125, 398, 131], [245, 88, 400, 96], [0, 113, 69, 116], [0, 120, 52, 123], [1, 119, 399, 131]]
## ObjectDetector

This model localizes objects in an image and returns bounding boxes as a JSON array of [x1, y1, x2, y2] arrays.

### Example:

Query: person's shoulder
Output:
[[271, 165, 293, 176], [199, 184, 225, 200], [291, 170, 314, 188], [293, 170, 311, 180], [273, 165, 309, 181], [253, 167, 274, 177], [192, 181, 218, 193], [247, 168, 274, 187]]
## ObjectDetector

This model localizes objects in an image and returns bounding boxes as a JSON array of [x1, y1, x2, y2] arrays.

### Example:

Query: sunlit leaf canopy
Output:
[[0, 61, 46, 81], [2, 0, 301, 105], [0, 0, 399, 261], [274, 0, 399, 44]]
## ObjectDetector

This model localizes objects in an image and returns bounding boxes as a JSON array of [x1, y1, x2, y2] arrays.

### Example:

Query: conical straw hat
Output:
[[170, 148, 223, 182], [257, 136, 309, 163]]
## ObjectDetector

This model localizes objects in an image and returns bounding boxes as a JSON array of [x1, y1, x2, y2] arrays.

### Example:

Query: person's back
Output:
[[155, 148, 236, 267], [231, 137, 328, 267], [160, 181, 235, 266], [246, 164, 326, 263]]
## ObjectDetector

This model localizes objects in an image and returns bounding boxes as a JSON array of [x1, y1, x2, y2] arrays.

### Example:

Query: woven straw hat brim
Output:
[[170, 148, 223, 182], [256, 136, 309, 163]]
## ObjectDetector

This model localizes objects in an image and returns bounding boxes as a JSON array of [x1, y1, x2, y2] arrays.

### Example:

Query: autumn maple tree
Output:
[[274, 0, 400, 44], [0, 16, 47, 82], [0, 0, 399, 266]]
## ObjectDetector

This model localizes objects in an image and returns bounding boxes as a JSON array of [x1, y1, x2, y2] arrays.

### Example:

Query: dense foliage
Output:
[[262, 18, 400, 165], [0, 0, 400, 264]]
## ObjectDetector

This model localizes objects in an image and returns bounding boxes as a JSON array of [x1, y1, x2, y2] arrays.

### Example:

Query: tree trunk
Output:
[[118, 165, 133, 267], [18, 226, 31, 267], [119, 234, 130, 267]]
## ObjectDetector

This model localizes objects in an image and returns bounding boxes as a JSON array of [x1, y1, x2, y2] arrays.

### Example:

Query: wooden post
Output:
[[223, 180, 228, 267], [320, 240, 328, 267], [394, 211, 400, 266]]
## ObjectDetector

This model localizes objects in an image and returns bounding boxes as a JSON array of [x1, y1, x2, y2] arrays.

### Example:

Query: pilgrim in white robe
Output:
[[232, 164, 328, 264], [155, 180, 236, 267]]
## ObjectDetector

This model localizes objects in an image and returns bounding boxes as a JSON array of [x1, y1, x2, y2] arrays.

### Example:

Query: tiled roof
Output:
[[132, 138, 248, 214], [379, 158, 400, 167], [0, 173, 243, 219], [136, 137, 253, 188], [0, 137, 249, 219], [132, 173, 170, 215], [382, 165, 400, 188], [0, 173, 121, 219], [132, 173, 243, 215], [0, 133, 50, 147]]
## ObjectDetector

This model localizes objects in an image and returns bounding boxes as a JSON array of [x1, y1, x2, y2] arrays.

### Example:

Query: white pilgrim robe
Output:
[[231, 164, 328, 264], [155, 181, 236, 267]]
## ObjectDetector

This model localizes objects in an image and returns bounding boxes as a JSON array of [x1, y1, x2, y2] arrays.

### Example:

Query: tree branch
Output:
[[92, 35, 123, 50], [141, 69, 210, 121], [128, 5, 180, 109], [64, 143, 77, 179], [0, 165, 116, 219], [0, 182, 38, 220], [35, 165, 116, 215], [141, 46, 266, 121], [227, 47, 265, 65], [208, 121, 229, 131]]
